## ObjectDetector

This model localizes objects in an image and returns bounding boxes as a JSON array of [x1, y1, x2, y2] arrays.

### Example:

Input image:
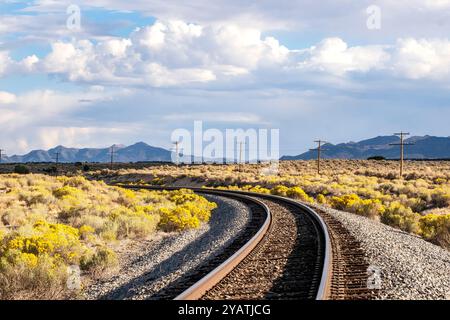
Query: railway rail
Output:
[[118, 185, 374, 300]]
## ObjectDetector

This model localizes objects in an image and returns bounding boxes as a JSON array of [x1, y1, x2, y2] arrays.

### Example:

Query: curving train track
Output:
[[118, 185, 375, 300]]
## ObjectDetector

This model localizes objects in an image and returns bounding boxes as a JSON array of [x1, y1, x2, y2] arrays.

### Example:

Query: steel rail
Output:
[[117, 184, 332, 300], [174, 193, 271, 300]]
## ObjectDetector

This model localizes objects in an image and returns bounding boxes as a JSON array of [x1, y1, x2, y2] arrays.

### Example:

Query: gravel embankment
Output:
[[309, 203, 450, 300], [84, 195, 250, 300]]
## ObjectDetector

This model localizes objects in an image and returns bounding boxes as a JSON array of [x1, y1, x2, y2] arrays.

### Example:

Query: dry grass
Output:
[[0, 174, 216, 299], [94, 160, 450, 250]]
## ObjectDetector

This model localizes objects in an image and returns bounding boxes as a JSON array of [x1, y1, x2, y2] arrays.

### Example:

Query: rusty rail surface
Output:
[[118, 185, 332, 300]]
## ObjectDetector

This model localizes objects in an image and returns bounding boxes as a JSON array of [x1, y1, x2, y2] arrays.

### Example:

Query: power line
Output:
[[389, 132, 414, 178], [310, 140, 328, 175]]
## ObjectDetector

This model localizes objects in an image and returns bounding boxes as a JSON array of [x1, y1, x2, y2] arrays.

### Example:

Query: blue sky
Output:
[[1, 0, 450, 156]]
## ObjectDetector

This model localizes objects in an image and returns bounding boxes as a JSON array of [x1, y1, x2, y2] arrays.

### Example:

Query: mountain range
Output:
[[281, 135, 450, 160], [2, 142, 172, 163], [2, 135, 450, 163]]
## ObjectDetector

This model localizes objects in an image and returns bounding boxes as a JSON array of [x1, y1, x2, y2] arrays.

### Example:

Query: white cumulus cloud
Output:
[[36, 20, 291, 87], [392, 38, 450, 80], [0, 91, 16, 104], [299, 38, 389, 75], [3, 19, 450, 88], [0, 87, 134, 153]]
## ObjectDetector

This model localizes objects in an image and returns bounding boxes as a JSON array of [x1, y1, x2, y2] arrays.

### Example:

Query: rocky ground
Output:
[[84, 195, 250, 300], [309, 203, 450, 300], [84, 191, 449, 300]]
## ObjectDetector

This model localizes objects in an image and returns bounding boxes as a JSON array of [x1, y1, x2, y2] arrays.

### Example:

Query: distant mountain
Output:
[[4, 142, 172, 163], [281, 135, 450, 160], [6, 136, 450, 163]]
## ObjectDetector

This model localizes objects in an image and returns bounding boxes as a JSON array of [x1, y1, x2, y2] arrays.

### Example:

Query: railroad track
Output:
[[200, 192, 329, 300], [119, 185, 333, 300]]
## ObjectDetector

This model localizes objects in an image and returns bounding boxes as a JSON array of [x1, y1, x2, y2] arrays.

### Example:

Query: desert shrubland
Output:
[[0, 174, 216, 299], [97, 160, 450, 250]]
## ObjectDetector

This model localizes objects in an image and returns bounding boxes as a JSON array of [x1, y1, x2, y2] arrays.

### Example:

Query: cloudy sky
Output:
[[1, 0, 450, 156]]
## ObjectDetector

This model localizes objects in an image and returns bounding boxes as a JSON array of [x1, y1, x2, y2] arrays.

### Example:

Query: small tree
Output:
[[14, 164, 30, 174], [43, 166, 57, 174], [367, 156, 386, 161]]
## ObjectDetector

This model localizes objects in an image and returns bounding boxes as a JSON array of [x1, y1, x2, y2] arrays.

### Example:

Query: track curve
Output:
[[118, 185, 332, 300]]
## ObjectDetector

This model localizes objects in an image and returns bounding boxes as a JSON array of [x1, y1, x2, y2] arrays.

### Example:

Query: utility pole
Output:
[[389, 132, 414, 178], [0, 149, 4, 164], [53, 151, 60, 177], [109, 146, 116, 170], [239, 141, 244, 172], [310, 140, 328, 175]]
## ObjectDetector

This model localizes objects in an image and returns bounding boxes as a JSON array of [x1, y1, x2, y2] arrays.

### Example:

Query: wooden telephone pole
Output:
[[389, 132, 414, 178], [109, 146, 116, 169], [239, 141, 245, 172], [310, 140, 328, 175], [53, 151, 60, 177]]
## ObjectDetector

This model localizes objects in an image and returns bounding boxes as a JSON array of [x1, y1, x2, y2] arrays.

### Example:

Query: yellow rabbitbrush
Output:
[[0, 174, 217, 299], [419, 213, 450, 248], [159, 189, 217, 231]]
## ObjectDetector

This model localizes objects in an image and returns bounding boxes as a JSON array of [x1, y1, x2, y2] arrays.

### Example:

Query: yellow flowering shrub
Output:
[[316, 194, 327, 204], [286, 187, 314, 203], [159, 206, 200, 230], [116, 187, 137, 206], [419, 214, 450, 249], [238, 185, 271, 194], [79, 225, 95, 240], [97, 160, 450, 250], [329, 194, 385, 219], [58, 175, 92, 190], [3, 220, 86, 264], [430, 187, 450, 208], [381, 201, 419, 233], [158, 189, 217, 231], [168, 190, 199, 205], [0, 220, 90, 299], [53, 185, 84, 200], [270, 185, 290, 197], [248, 185, 271, 194], [0, 174, 218, 299], [330, 194, 361, 210]]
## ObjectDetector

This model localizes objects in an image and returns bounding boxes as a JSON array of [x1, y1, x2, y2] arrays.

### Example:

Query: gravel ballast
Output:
[[84, 195, 250, 300], [203, 197, 322, 300], [310, 203, 450, 300]]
